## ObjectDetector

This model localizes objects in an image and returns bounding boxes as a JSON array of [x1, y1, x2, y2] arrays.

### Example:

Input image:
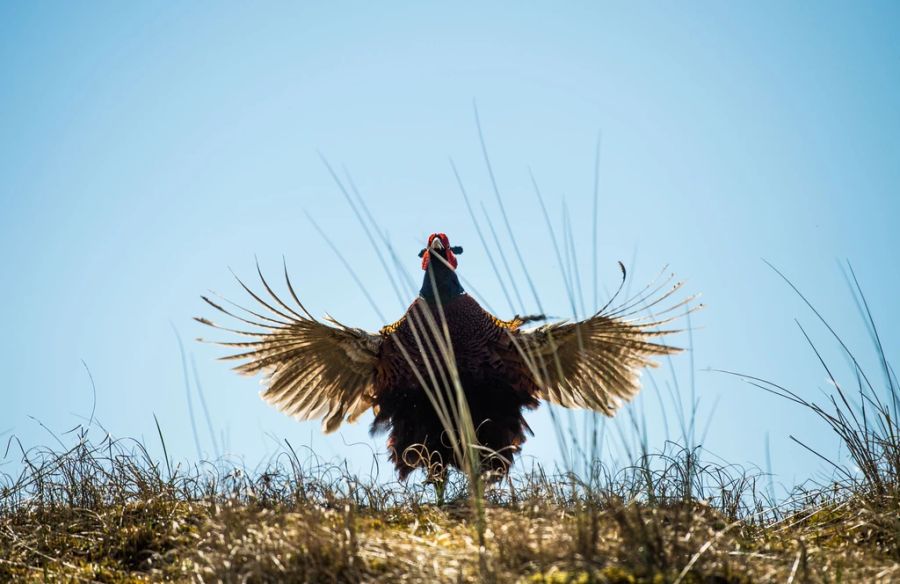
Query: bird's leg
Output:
[[429, 462, 449, 506], [505, 473, 517, 505], [432, 474, 447, 507]]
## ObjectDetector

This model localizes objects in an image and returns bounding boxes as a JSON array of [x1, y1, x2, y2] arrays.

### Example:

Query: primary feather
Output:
[[196, 265, 381, 434]]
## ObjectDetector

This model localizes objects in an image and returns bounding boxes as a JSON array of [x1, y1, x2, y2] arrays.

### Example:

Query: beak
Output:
[[430, 238, 445, 252]]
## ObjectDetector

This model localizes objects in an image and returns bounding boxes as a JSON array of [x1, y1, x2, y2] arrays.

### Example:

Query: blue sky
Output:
[[2, 2, 898, 489]]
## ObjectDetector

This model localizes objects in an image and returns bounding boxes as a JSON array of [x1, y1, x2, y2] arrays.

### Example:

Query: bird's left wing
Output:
[[196, 264, 382, 433], [514, 268, 696, 415]]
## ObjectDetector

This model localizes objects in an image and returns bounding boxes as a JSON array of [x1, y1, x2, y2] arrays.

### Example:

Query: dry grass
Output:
[[1, 431, 898, 583]]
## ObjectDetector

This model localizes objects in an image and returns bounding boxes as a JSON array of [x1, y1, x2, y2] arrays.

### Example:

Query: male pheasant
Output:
[[198, 233, 689, 479]]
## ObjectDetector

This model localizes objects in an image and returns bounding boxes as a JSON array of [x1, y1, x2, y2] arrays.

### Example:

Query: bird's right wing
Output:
[[196, 263, 382, 433]]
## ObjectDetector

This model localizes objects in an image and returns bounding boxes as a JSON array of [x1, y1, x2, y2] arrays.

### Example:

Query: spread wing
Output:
[[196, 263, 382, 433], [516, 268, 696, 415]]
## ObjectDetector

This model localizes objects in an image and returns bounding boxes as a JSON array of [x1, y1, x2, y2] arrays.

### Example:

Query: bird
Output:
[[197, 232, 691, 480]]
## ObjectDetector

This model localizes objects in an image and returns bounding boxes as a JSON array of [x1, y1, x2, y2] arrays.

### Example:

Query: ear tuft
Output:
[[450, 246, 463, 254], [418, 248, 427, 258]]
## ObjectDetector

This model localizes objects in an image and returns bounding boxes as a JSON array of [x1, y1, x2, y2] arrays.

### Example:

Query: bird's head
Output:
[[418, 232, 463, 271]]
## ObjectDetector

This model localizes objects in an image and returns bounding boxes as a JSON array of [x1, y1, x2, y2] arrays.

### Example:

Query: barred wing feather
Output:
[[196, 264, 381, 433], [516, 270, 696, 415]]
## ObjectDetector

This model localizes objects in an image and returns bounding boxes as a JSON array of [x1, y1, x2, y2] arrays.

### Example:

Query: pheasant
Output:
[[198, 232, 689, 479]]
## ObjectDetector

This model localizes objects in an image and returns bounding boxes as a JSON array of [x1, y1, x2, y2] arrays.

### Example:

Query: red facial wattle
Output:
[[421, 232, 458, 271]]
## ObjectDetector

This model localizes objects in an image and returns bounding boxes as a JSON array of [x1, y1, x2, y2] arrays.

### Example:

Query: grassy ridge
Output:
[[1, 431, 897, 583]]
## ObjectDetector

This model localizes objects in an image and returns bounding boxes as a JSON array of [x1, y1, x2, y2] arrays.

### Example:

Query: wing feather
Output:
[[517, 271, 698, 415], [197, 266, 381, 433]]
